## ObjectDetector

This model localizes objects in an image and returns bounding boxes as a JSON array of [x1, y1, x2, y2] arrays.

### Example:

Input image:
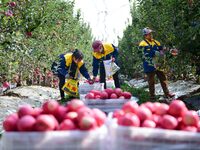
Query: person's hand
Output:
[[111, 57, 115, 62], [88, 79, 94, 85], [92, 76, 96, 82]]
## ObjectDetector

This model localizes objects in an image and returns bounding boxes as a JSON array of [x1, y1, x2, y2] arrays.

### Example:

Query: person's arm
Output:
[[79, 64, 90, 80], [92, 56, 99, 78], [111, 44, 119, 62]]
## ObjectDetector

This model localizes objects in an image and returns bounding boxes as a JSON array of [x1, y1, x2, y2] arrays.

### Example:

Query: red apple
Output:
[[42, 100, 59, 115], [58, 119, 76, 130], [154, 103, 169, 116], [110, 93, 118, 99], [122, 101, 139, 113], [54, 105, 68, 123], [168, 100, 187, 117], [79, 116, 97, 130], [122, 92, 132, 99], [161, 115, 178, 130], [32, 107, 43, 118], [104, 88, 114, 97], [67, 99, 85, 112], [3, 113, 19, 131], [142, 120, 156, 128], [17, 115, 36, 131], [90, 90, 101, 96], [35, 114, 58, 131], [92, 108, 106, 127], [113, 109, 125, 119], [100, 91, 109, 99], [118, 96, 125, 99], [64, 112, 78, 123], [136, 106, 152, 122], [114, 88, 123, 97], [95, 95, 101, 99], [181, 126, 197, 132], [77, 107, 94, 122], [9, 2, 16, 7], [18, 105, 34, 118], [85, 93, 95, 99], [142, 102, 155, 113], [118, 113, 140, 127], [182, 110, 199, 127]]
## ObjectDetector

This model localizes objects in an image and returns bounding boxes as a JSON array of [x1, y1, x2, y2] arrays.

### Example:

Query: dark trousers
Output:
[[100, 66, 120, 89], [57, 74, 65, 99], [146, 70, 169, 99]]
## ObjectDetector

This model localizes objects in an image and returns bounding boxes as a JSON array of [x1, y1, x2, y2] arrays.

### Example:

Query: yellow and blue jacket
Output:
[[139, 39, 163, 73], [92, 43, 119, 77], [52, 53, 90, 79]]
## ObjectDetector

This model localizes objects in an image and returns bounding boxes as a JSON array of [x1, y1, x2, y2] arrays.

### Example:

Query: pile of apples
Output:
[[85, 88, 132, 100], [113, 100, 200, 132], [3, 99, 106, 132]]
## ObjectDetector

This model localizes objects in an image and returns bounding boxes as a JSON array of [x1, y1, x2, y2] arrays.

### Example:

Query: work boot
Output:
[[166, 93, 175, 98]]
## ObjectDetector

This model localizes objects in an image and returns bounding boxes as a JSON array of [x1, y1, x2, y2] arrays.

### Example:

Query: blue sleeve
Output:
[[112, 44, 119, 59], [79, 64, 90, 80], [92, 56, 99, 77], [57, 54, 68, 76]]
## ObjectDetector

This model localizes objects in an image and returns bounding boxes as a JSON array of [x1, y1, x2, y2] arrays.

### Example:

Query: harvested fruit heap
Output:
[[113, 100, 200, 132], [3, 99, 106, 132], [85, 88, 132, 100]]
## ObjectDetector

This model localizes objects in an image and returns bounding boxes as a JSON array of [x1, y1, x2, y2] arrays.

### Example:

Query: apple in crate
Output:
[[168, 100, 187, 117], [67, 99, 85, 112], [104, 88, 114, 97], [114, 88, 123, 97], [113, 109, 125, 119], [154, 103, 169, 116], [90, 90, 101, 97], [79, 116, 97, 130], [110, 93, 118, 99], [77, 107, 94, 122], [142, 119, 156, 128], [35, 114, 58, 131], [85, 92, 95, 99], [18, 105, 35, 118], [118, 113, 140, 127], [17, 115, 36, 131], [122, 101, 139, 113], [3, 113, 19, 131], [54, 105, 68, 123], [58, 119, 77, 130], [122, 92, 132, 99], [42, 100, 59, 115], [64, 112, 78, 123], [182, 110, 199, 127], [100, 91, 109, 99], [136, 106, 152, 122], [92, 108, 106, 126], [161, 114, 178, 130]]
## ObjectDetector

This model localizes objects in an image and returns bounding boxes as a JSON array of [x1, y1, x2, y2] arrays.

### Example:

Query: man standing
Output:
[[139, 27, 176, 101], [92, 40, 120, 89]]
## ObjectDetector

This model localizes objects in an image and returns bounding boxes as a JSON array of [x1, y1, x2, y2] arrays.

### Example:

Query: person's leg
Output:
[[100, 66, 106, 89], [113, 71, 120, 88], [58, 74, 65, 99], [146, 71, 156, 100], [156, 70, 174, 97]]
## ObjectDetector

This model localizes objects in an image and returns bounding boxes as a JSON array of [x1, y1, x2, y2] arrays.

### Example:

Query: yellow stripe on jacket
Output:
[[64, 53, 84, 68], [92, 43, 114, 59]]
